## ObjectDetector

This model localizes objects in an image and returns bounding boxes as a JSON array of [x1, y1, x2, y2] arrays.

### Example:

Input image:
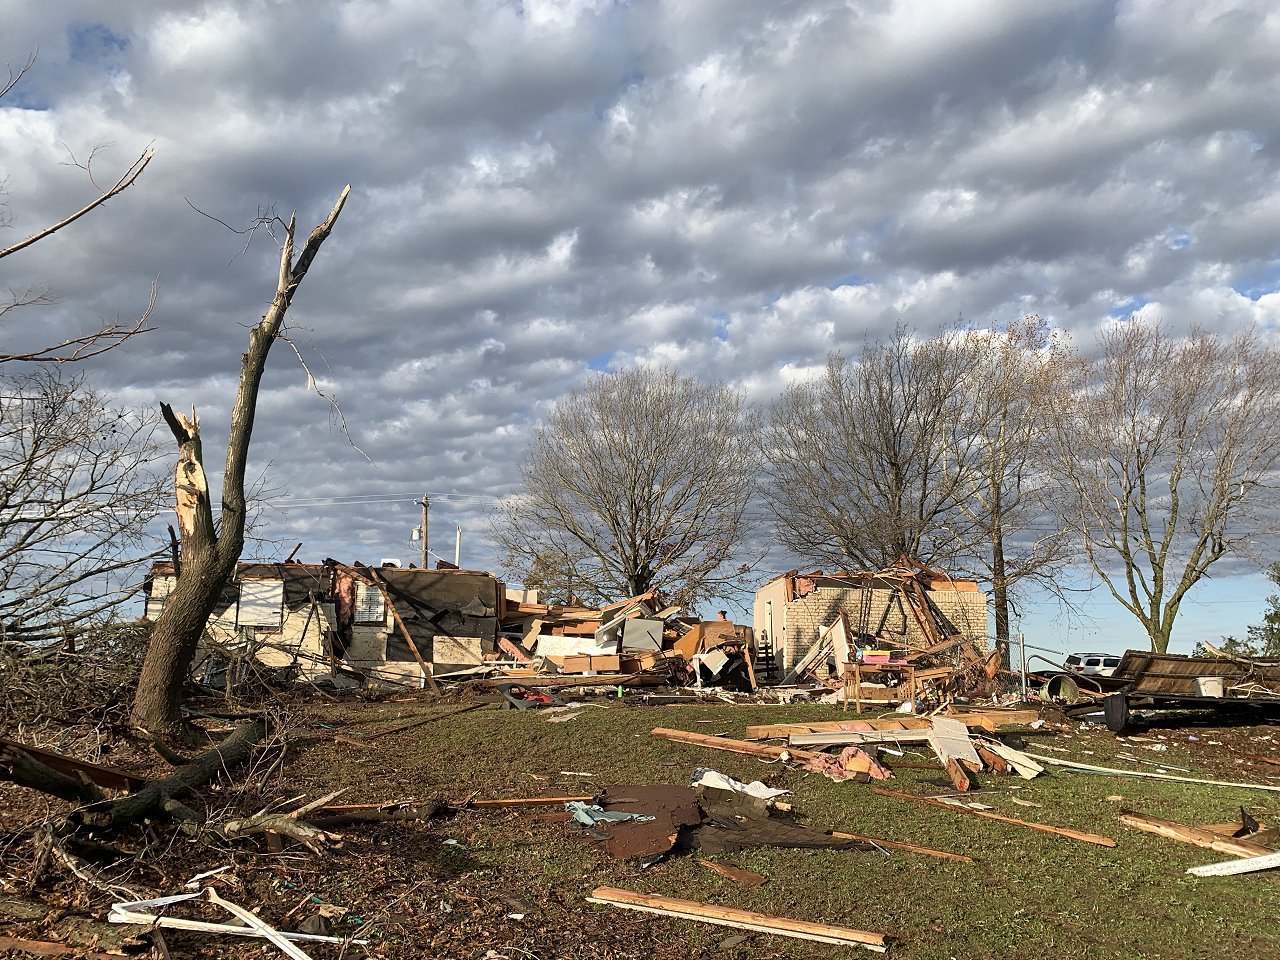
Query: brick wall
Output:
[[779, 585, 989, 674]]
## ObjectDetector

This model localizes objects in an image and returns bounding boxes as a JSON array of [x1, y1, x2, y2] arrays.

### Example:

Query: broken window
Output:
[[238, 579, 284, 631], [353, 581, 386, 625]]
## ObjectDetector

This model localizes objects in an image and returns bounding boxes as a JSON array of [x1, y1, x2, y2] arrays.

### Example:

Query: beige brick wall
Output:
[[772, 585, 989, 675]]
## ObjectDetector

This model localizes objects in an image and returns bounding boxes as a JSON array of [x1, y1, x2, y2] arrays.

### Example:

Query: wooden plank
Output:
[[1187, 850, 1280, 877], [829, 830, 972, 863], [975, 745, 1010, 776], [362, 702, 489, 741], [1023, 752, 1280, 793], [0, 936, 125, 959], [977, 740, 1044, 779], [652, 727, 824, 763], [367, 567, 441, 694], [1119, 810, 1275, 858], [871, 787, 1117, 847], [1240, 752, 1280, 768], [943, 757, 972, 792], [789, 730, 933, 747], [943, 707, 1042, 729], [586, 886, 888, 951]]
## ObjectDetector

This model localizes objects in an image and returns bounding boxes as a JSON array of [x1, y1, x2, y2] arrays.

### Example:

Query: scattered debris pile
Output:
[[461, 588, 759, 692], [771, 558, 1001, 709], [1064, 648, 1280, 731]]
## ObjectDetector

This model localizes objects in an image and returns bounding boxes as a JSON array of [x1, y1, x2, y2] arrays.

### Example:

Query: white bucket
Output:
[[1194, 676, 1225, 697]]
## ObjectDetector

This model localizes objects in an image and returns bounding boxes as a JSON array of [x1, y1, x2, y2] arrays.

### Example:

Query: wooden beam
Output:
[[1119, 810, 1275, 859], [586, 886, 888, 951], [470, 795, 595, 808], [361, 702, 488, 741], [652, 727, 824, 763], [871, 787, 1117, 847], [748, 718, 933, 739], [366, 566, 441, 694], [698, 860, 768, 886]]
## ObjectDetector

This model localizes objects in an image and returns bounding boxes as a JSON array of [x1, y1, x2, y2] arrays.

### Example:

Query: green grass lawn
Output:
[[284, 699, 1280, 959]]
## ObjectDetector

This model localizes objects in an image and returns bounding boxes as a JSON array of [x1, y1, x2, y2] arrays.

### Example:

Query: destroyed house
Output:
[[143, 560, 500, 687], [752, 558, 989, 677]]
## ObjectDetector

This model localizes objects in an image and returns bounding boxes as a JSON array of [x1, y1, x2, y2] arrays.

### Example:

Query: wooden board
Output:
[[587, 886, 887, 951], [1119, 810, 1275, 858]]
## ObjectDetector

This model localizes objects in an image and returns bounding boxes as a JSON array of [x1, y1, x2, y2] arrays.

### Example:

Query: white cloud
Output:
[[4, 1, 1280, 638]]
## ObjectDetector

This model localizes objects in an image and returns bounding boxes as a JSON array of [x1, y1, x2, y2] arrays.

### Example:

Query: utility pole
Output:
[[420, 496, 429, 568]]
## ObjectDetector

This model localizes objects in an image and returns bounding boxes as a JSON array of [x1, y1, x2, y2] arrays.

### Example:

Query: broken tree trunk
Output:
[[131, 186, 350, 737]]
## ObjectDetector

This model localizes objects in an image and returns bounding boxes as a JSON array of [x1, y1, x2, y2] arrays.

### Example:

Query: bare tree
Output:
[[1048, 321, 1280, 654], [763, 330, 978, 572], [948, 316, 1078, 645], [0, 51, 155, 363], [131, 186, 350, 737], [0, 369, 167, 644], [494, 367, 760, 607]]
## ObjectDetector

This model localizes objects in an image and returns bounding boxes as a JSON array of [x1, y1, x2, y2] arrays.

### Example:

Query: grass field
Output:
[[270, 698, 1280, 960]]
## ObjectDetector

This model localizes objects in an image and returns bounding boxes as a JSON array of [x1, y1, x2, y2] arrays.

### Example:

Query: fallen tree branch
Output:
[[73, 721, 267, 830], [0, 743, 106, 805], [219, 813, 342, 854]]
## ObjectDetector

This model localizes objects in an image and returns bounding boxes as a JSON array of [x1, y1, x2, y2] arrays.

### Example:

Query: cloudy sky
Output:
[[4, 0, 1280, 657]]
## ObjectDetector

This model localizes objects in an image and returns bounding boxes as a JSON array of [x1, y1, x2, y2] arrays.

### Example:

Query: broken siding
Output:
[[143, 560, 500, 687], [375, 567, 497, 674]]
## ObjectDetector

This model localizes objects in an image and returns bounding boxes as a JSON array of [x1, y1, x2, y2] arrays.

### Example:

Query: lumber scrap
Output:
[[1240, 752, 1280, 768], [361, 702, 489, 741], [586, 886, 888, 952], [471, 673, 664, 689], [829, 829, 972, 863], [747, 718, 933, 740], [1023, 752, 1280, 793], [652, 727, 824, 764], [977, 739, 1043, 779], [975, 745, 1010, 776], [0, 936, 128, 960], [1186, 849, 1280, 877], [942, 706, 1042, 729], [366, 566, 441, 694], [698, 859, 767, 886], [789, 729, 933, 747], [871, 786, 1117, 847], [1118, 810, 1275, 859], [942, 758, 972, 792]]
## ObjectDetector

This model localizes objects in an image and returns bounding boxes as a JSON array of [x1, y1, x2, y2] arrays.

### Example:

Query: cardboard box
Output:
[[620, 651, 663, 673]]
